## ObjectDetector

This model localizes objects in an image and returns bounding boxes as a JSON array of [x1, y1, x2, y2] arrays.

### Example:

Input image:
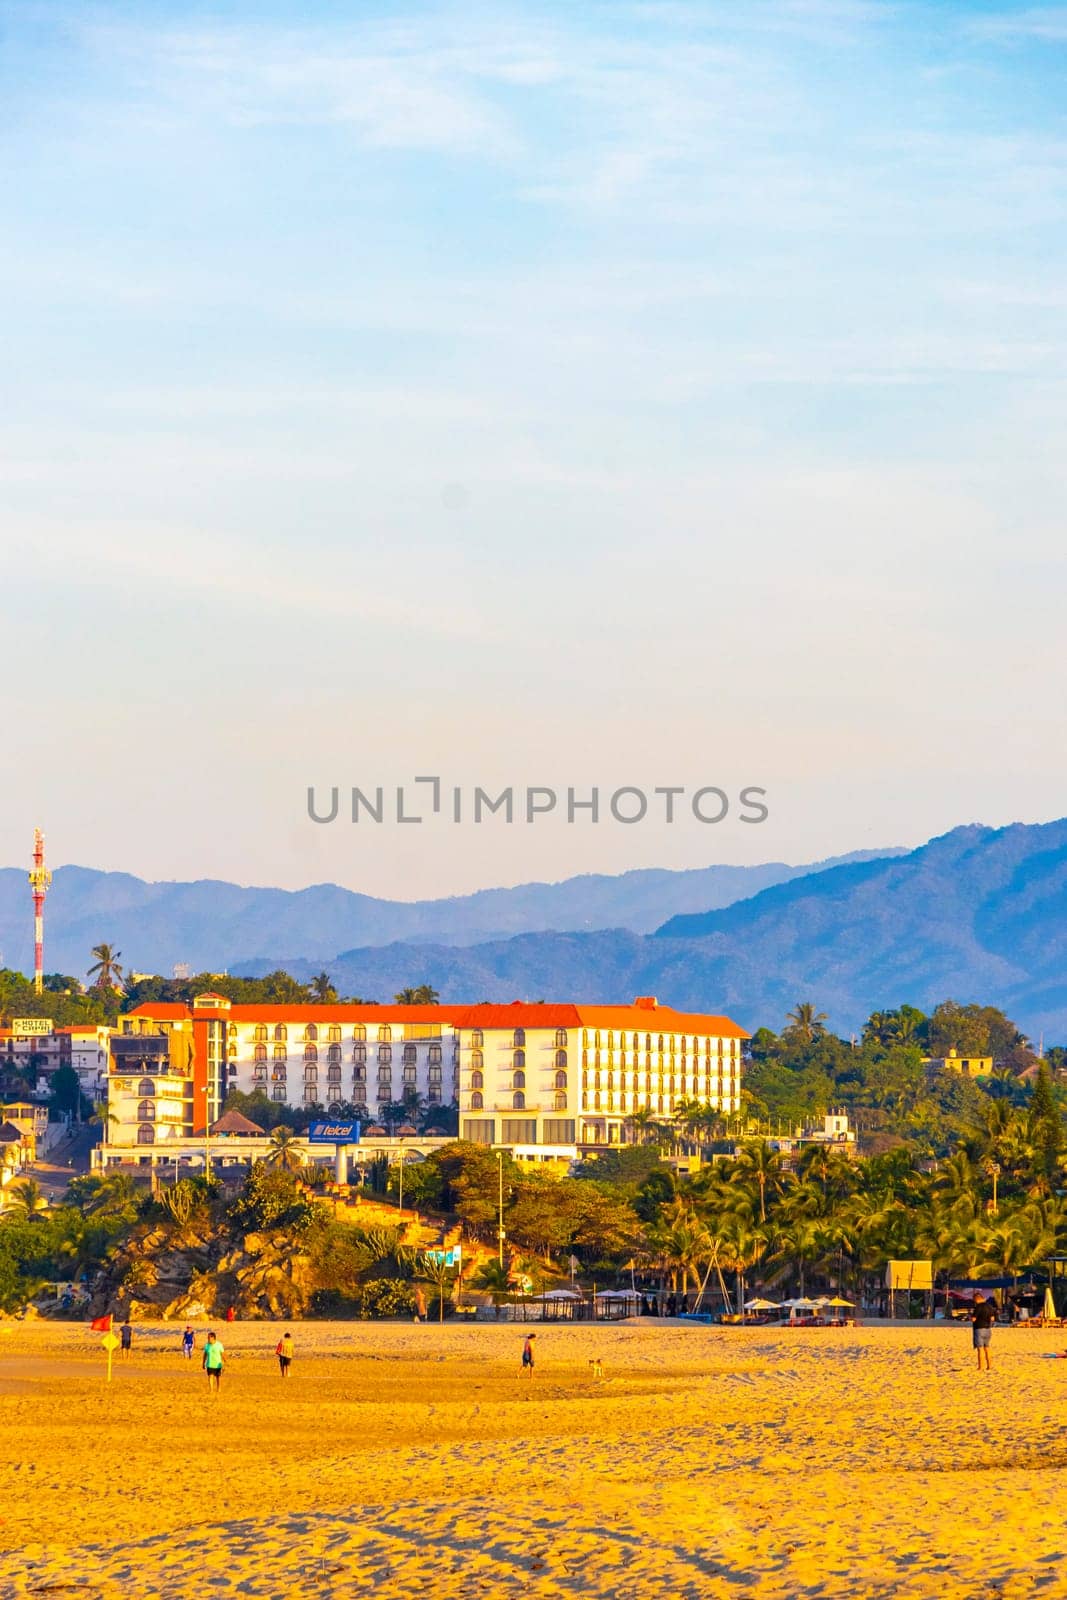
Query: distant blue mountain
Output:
[[0, 848, 896, 978], [234, 820, 1067, 1040]]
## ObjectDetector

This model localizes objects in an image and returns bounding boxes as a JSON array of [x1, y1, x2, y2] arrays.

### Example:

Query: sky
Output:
[[1, 0, 1065, 897]]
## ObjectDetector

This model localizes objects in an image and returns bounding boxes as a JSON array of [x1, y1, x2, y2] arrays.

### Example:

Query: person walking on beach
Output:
[[119, 1321, 133, 1360], [203, 1331, 224, 1394], [276, 1331, 294, 1378], [181, 1326, 195, 1360], [971, 1292, 996, 1371], [521, 1334, 536, 1376]]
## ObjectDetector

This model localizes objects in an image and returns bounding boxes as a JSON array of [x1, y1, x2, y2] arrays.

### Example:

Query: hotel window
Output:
[[512, 1070, 525, 1090], [594, 1092, 601, 1111], [303, 1087, 319, 1105], [254, 1024, 267, 1043], [327, 1044, 341, 1064], [353, 1085, 367, 1105], [327, 1065, 342, 1085], [353, 1043, 367, 1063], [353, 1024, 366, 1041], [304, 1064, 318, 1084], [228, 1044, 238, 1058], [304, 1044, 318, 1062], [377, 1066, 392, 1087], [554, 1091, 567, 1111], [378, 1045, 392, 1066], [274, 1024, 287, 1042], [594, 1031, 601, 1048], [138, 1079, 155, 1097], [471, 1049, 484, 1070], [272, 1086, 286, 1102], [513, 1049, 525, 1069], [137, 1124, 155, 1145], [306, 1024, 318, 1042], [428, 1085, 441, 1104], [378, 1025, 392, 1043], [403, 1044, 417, 1065], [353, 1065, 366, 1083], [554, 1070, 567, 1090], [470, 1029, 483, 1048], [555, 1029, 568, 1049], [254, 1044, 267, 1062], [582, 1030, 589, 1048], [555, 1049, 567, 1069], [137, 1100, 155, 1121], [471, 1091, 484, 1110], [512, 1090, 525, 1110], [428, 1045, 442, 1065], [273, 1045, 287, 1062], [513, 1028, 525, 1048], [403, 1066, 417, 1086], [328, 1025, 341, 1044], [428, 1065, 442, 1085], [470, 1070, 484, 1090]]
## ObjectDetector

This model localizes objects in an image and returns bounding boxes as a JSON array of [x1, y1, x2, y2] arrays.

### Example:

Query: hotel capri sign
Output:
[[12, 1018, 54, 1035]]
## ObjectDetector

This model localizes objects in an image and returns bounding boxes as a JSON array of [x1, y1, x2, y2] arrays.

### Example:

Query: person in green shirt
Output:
[[202, 1331, 224, 1393]]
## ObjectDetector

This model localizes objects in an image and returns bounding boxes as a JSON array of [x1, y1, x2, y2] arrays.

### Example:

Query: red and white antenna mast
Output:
[[28, 828, 51, 996]]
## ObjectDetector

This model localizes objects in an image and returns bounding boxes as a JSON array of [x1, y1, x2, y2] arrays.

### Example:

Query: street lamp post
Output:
[[985, 1159, 1001, 1216], [496, 1149, 505, 1267]]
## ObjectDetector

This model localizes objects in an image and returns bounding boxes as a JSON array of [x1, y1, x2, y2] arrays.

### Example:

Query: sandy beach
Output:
[[1, 1319, 1066, 1599]]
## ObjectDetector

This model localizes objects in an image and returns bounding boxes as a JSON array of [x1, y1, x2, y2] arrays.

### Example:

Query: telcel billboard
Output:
[[307, 1120, 360, 1145]]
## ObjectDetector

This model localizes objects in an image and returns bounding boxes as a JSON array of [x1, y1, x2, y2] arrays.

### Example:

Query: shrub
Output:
[[359, 1279, 416, 1319]]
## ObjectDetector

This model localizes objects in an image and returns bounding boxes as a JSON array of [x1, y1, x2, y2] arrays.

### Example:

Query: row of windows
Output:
[[246, 1023, 441, 1045]]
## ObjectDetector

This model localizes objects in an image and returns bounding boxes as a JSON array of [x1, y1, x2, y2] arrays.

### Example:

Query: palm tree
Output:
[[263, 1126, 303, 1172], [472, 1258, 512, 1309], [626, 1106, 660, 1147], [307, 972, 338, 1004], [417, 1252, 459, 1322], [5, 1177, 50, 1219], [87, 944, 124, 991], [730, 1141, 785, 1223], [715, 1215, 769, 1316], [785, 1002, 828, 1044], [395, 985, 440, 1005]]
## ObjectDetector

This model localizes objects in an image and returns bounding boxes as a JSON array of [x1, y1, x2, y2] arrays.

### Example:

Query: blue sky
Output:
[[2, 1, 1065, 896]]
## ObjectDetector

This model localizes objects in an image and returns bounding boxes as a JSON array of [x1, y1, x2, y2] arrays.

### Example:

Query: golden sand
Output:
[[1, 1319, 1066, 1598]]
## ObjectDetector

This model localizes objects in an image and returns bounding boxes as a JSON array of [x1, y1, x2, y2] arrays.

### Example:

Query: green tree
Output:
[[307, 972, 338, 1004], [263, 1126, 304, 1172], [784, 1002, 829, 1045], [87, 944, 124, 992], [395, 985, 440, 1005]]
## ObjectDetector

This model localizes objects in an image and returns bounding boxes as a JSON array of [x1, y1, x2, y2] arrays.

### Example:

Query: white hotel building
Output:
[[108, 994, 746, 1161]]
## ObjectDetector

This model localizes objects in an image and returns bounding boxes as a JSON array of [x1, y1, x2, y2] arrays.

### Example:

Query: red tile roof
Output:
[[123, 998, 746, 1036], [449, 1000, 748, 1038]]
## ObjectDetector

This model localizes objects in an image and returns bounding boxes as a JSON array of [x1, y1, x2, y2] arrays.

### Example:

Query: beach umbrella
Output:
[[744, 1298, 781, 1311], [782, 1297, 818, 1310], [1044, 1286, 1057, 1321], [826, 1296, 855, 1308]]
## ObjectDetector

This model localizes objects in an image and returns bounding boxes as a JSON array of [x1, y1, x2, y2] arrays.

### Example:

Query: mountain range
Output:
[[234, 819, 1067, 1041], [3, 820, 1064, 1039], [0, 849, 895, 977]]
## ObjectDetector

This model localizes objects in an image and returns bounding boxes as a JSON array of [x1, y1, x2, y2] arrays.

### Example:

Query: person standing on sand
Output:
[[119, 1321, 133, 1359], [521, 1334, 536, 1376], [181, 1326, 195, 1360], [276, 1331, 294, 1377], [203, 1331, 224, 1393], [971, 1292, 996, 1371]]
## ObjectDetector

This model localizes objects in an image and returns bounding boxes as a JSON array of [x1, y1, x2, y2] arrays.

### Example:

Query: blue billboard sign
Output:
[[308, 1120, 360, 1145]]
